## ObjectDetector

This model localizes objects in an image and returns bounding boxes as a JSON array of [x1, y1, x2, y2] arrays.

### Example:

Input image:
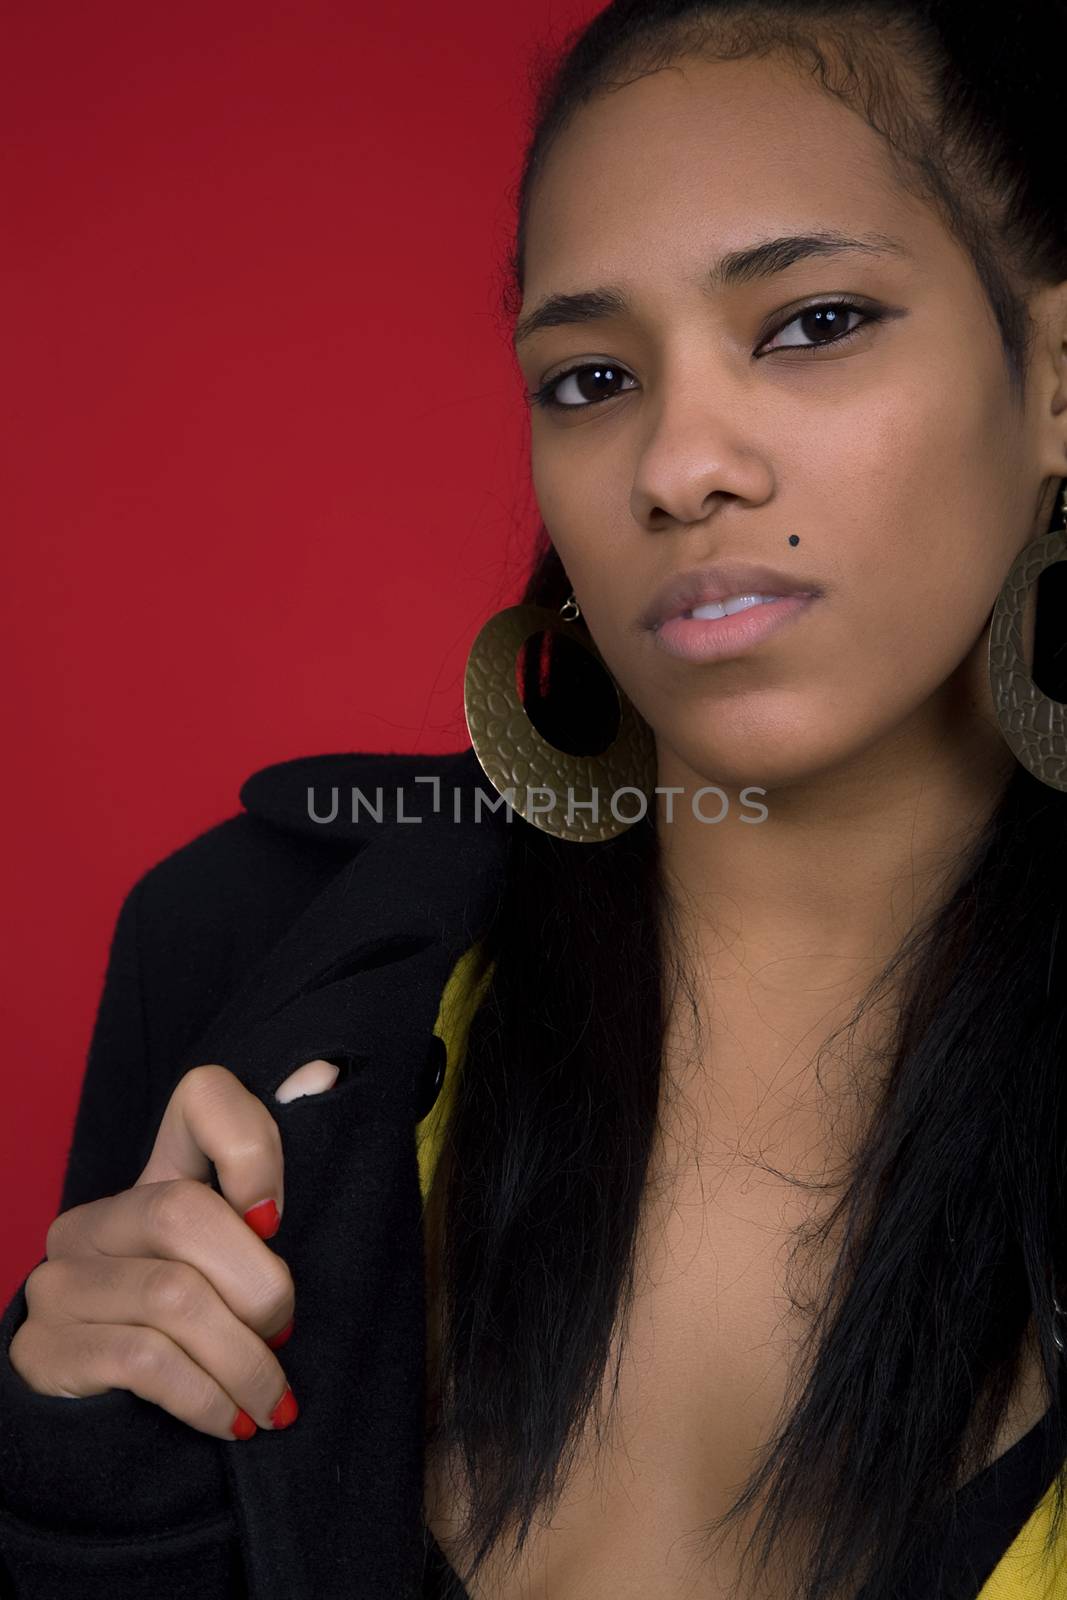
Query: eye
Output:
[[758, 299, 883, 356], [527, 362, 638, 413], [525, 299, 887, 414]]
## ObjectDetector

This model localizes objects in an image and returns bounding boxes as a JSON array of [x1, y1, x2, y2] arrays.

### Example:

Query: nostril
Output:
[[274, 1058, 341, 1104]]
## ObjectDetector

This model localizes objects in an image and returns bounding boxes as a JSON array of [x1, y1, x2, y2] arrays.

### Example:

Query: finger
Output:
[[13, 1315, 293, 1442], [21, 1255, 296, 1433], [134, 1063, 286, 1229], [274, 1059, 340, 1104], [45, 1179, 294, 1349]]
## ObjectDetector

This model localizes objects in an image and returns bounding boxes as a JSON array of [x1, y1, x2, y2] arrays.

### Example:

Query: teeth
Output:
[[686, 593, 783, 620]]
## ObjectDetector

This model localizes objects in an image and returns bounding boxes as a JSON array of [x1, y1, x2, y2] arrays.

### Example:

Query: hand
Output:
[[9, 1058, 340, 1440]]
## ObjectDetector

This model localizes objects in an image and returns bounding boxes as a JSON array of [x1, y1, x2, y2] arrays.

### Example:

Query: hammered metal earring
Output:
[[463, 590, 656, 843], [988, 480, 1067, 791]]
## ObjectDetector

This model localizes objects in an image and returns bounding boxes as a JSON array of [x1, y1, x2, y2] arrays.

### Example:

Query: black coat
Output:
[[0, 745, 508, 1600]]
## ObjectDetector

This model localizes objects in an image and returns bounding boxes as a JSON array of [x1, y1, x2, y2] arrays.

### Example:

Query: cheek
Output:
[[840, 551, 997, 712], [530, 448, 577, 533], [531, 458, 629, 612], [530, 453, 597, 569], [803, 372, 1019, 673]]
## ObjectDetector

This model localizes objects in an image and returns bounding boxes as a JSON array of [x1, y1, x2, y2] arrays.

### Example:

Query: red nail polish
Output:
[[231, 1407, 257, 1439], [243, 1199, 280, 1240], [270, 1385, 299, 1430], [266, 1318, 294, 1350]]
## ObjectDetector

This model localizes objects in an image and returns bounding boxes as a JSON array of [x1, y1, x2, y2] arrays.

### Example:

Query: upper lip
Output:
[[641, 560, 824, 630]]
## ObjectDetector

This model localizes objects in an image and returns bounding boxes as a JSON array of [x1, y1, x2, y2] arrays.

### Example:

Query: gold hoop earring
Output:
[[988, 481, 1067, 791], [463, 590, 656, 842]]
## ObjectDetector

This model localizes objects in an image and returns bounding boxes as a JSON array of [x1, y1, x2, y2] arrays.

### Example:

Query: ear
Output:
[[1029, 278, 1067, 488], [274, 1059, 341, 1104]]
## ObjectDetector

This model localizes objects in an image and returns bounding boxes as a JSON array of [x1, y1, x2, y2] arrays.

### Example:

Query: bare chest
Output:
[[423, 1041, 1049, 1599], [424, 1119, 837, 1600]]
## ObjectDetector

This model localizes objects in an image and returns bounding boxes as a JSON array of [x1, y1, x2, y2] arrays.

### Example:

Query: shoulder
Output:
[[235, 744, 487, 839], [128, 745, 492, 1065], [136, 745, 484, 911]]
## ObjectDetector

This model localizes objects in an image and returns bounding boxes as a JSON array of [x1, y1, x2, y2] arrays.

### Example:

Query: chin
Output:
[[655, 726, 844, 800]]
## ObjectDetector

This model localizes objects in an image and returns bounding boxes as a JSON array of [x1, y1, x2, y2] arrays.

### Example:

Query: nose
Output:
[[274, 1058, 341, 1103], [630, 419, 774, 530]]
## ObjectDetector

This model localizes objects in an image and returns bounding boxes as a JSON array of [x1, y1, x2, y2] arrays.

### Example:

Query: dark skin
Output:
[[416, 49, 1067, 1598], [515, 54, 1067, 1153]]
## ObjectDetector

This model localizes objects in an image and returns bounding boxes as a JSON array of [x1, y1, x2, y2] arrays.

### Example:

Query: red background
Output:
[[1, 0, 597, 1303]]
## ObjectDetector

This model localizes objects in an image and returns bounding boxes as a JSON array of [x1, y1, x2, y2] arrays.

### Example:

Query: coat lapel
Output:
[[175, 745, 509, 1599]]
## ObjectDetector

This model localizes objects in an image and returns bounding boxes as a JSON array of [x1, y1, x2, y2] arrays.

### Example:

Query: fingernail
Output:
[[231, 1407, 257, 1440], [266, 1318, 294, 1350], [270, 1385, 299, 1430], [243, 1199, 280, 1240]]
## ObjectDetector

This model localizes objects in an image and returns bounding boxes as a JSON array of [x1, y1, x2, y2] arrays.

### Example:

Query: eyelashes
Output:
[[528, 363, 639, 414], [526, 299, 887, 413]]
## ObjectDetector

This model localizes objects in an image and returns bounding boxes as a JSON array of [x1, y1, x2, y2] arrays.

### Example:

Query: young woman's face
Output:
[[515, 53, 1064, 793]]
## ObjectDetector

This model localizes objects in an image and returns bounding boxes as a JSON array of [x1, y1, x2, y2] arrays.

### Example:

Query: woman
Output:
[[3, 1, 1067, 1597]]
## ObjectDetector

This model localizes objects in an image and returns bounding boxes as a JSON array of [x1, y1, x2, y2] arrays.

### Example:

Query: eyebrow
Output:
[[511, 230, 911, 349]]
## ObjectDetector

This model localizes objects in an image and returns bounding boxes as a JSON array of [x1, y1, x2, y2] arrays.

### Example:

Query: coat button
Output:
[[413, 1034, 447, 1122]]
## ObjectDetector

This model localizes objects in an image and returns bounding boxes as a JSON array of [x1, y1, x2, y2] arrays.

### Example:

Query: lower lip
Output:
[[652, 594, 817, 662]]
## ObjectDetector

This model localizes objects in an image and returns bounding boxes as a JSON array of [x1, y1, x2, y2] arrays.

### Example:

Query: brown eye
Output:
[[531, 363, 638, 411], [760, 299, 881, 356]]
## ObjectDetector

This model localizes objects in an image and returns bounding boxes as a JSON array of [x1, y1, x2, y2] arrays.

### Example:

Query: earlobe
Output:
[[274, 1058, 341, 1103]]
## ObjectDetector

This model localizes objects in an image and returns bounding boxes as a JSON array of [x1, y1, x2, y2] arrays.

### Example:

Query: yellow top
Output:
[[416, 938, 496, 1207], [420, 944, 1067, 1598]]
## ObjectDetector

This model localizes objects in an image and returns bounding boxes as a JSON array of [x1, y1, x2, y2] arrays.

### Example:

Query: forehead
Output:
[[523, 54, 937, 295]]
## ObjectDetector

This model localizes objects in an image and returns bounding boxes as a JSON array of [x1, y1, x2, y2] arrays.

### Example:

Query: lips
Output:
[[641, 560, 824, 632]]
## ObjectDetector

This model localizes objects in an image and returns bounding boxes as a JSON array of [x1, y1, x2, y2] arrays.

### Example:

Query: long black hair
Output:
[[428, 5, 1067, 1596]]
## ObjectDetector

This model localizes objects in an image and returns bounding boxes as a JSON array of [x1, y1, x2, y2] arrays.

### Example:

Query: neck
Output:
[[656, 644, 1015, 971], [652, 647, 1017, 1141]]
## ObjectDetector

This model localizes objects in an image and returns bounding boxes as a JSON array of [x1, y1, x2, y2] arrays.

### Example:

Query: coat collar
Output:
[[177, 743, 510, 1597], [238, 743, 497, 845]]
